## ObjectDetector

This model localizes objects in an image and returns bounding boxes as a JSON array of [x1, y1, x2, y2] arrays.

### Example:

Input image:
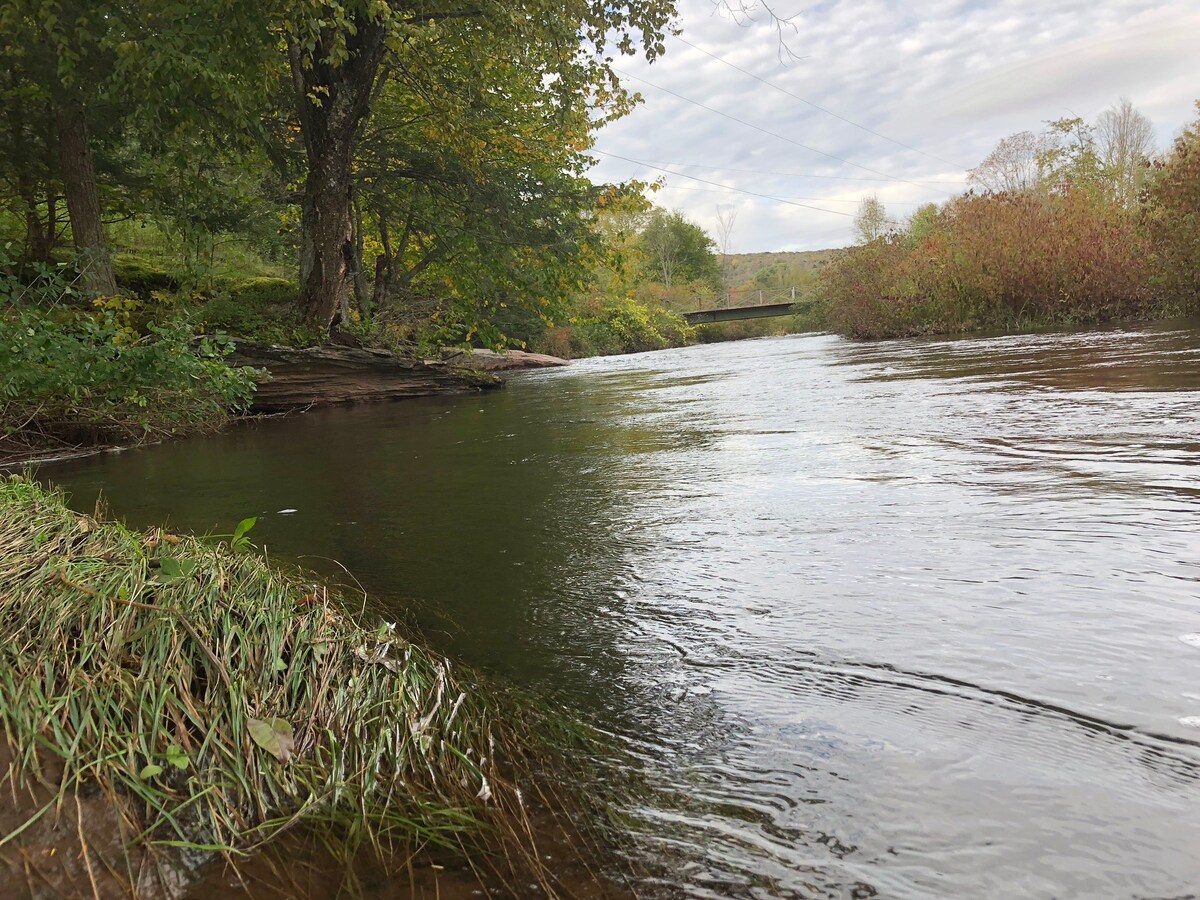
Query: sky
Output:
[[586, 0, 1200, 253]]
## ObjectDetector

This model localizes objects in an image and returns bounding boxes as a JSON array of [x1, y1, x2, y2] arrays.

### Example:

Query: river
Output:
[[42, 326, 1200, 898]]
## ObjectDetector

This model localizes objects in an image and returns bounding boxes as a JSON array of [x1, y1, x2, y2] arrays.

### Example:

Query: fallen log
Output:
[[229, 343, 501, 412]]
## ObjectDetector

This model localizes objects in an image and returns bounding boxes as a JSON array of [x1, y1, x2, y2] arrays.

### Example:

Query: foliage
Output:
[[638, 209, 722, 289], [0, 248, 259, 449], [1038, 116, 1107, 197], [823, 189, 1158, 339], [551, 292, 694, 358], [694, 317, 791, 343], [0, 307, 258, 444], [823, 98, 1199, 341], [853, 194, 890, 244], [1143, 102, 1200, 309], [0, 0, 686, 343], [526, 200, 723, 358]]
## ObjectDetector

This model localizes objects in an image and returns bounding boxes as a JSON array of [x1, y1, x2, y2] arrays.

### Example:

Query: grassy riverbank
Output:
[[0, 476, 606, 897]]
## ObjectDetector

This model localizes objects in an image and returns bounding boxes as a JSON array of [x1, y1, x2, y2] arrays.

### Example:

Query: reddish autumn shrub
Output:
[[823, 189, 1155, 339], [1143, 103, 1200, 311]]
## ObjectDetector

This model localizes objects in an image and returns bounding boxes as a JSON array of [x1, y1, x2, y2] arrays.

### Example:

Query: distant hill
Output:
[[722, 249, 842, 289]]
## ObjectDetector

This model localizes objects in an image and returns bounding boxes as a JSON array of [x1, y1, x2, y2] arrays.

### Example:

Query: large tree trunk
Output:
[[288, 18, 387, 335], [55, 95, 116, 295], [300, 145, 356, 331]]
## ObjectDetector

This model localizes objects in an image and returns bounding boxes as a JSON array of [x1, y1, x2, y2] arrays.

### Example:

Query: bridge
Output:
[[681, 287, 812, 325]]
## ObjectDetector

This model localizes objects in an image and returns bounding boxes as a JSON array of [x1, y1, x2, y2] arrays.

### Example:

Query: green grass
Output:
[[0, 476, 587, 894]]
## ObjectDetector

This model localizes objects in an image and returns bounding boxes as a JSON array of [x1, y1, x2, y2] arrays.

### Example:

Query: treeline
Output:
[[535, 202, 721, 357], [822, 100, 1200, 338], [0, 0, 689, 452], [0, 0, 683, 335]]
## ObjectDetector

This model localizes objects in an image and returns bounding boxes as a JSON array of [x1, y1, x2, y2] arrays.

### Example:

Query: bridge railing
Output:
[[685, 286, 814, 313]]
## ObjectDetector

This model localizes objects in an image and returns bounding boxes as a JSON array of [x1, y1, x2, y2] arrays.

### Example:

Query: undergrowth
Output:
[[0, 249, 263, 458]]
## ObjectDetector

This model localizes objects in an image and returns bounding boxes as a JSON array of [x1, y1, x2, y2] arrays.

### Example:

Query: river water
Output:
[[43, 326, 1200, 898]]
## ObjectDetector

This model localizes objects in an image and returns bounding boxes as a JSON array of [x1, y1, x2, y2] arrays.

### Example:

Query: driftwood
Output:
[[229, 343, 502, 412]]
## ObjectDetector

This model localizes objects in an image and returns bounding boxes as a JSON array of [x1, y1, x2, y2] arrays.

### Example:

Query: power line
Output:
[[590, 148, 855, 217], [674, 35, 969, 171], [628, 157, 965, 185], [656, 183, 931, 206], [612, 67, 952, 196]]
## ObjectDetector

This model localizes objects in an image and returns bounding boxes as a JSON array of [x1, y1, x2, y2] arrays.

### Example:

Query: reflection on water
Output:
[[43, 323, 1200, 898]]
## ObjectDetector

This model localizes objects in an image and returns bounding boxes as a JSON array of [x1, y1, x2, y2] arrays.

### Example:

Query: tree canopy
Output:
[[0, 0, 683, 336]]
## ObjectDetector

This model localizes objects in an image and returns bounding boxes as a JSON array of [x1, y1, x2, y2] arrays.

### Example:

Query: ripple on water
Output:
[[39, 325, 1200, 899]]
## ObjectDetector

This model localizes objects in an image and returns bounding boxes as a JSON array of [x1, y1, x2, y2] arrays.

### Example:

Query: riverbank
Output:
[[0, 476, 607, 898], [0, 341, 567, 468]]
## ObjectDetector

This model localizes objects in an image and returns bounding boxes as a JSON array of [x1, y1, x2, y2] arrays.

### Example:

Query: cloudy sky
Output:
[[587, 0, 1200, 252]]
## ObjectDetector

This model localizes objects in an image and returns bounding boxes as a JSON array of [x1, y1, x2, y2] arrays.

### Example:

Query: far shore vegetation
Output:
[[822, 102, 1200, 339]]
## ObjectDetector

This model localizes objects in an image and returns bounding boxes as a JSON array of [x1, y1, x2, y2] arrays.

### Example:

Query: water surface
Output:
[[44, 326, 1200, 898]]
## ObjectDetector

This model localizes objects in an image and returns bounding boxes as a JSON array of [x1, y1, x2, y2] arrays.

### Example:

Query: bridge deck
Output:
[[682, 302, 797, 325]]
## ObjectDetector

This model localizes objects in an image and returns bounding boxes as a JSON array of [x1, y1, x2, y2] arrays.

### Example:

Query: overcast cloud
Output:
[[587, 0, 1200, 252]]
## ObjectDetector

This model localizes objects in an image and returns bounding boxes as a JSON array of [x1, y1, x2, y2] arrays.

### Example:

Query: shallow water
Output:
[[44, 325, 1200, 898]]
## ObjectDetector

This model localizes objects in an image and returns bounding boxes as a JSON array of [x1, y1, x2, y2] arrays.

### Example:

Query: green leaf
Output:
[[165, 744, 189, 770], [159, 557, 196, 579], [247, 717, 294, 764], [139, 763, 163, 779], [233, 517, 257, 541], [271, 656, 287, 672]]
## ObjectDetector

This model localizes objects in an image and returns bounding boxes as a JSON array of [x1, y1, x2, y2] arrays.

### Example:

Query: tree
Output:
[[0, 0, 277, 291], [1143, 101, 1200, 308], [967, 130, 1051, 194], [906, 202, 940, 244], [0, 1, 121, 294], [1096, 98, 1155, 207], [346, 11, 630, 346], [714, 204, 738, 285], [638, 209, 720, 289], [0, 34, 60, 266], [274, 0, 678, 334], [853, 194, 889, 243], [1037, 116, 1106, 196]]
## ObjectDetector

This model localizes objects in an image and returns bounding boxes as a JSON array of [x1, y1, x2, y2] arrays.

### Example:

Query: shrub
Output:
[[822, 189, 1157, 339], [0, 307, 259, 446], [555, 295, 694, 357], [1143, 103, 1200, 311]]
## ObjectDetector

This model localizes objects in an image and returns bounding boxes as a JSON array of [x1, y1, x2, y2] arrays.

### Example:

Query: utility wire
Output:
[[629, 157, 965, 185], [658, 183, 930, 206], [674, 35, 969, 171], [612, 67, 953, 196], [590, 148, 855, 217]]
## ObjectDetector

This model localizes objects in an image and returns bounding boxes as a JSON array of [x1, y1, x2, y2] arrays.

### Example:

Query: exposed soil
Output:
[[0, 744, 189, 899]]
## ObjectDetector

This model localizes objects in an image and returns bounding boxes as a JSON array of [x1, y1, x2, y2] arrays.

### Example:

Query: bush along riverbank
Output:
[[0, 258, 542, 466], [0, 256, 263, 465], [0, 476, 618, 898], [821, 102, 1200, 340]]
